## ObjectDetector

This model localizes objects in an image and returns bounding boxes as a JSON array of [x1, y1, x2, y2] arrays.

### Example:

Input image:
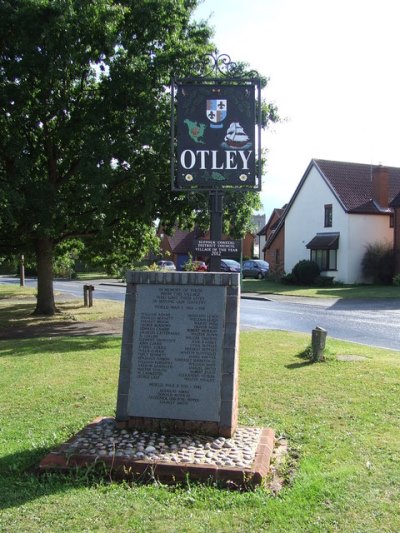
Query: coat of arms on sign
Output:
[[206, 99, 227, 128]]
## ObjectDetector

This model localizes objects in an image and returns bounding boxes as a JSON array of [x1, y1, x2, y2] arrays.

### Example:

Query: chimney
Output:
[[372, 165, 389, 208]]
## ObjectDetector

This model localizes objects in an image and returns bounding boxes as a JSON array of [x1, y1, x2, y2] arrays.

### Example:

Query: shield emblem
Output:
[[206, 99, 227, 128]]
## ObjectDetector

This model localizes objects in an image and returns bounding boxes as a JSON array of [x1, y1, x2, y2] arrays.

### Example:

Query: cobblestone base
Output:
[[38, 417, 275, 489]]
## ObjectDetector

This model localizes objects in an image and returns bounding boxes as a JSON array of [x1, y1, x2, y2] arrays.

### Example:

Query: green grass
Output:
[[0, 284, 124, 328], [75, 271, 116, 281], [242, 278, 400, 298], [0, 329, 399, 532]]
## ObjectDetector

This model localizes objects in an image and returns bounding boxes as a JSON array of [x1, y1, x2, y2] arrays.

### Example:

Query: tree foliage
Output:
[[0, 0, 213, 313], [0, 0, 278, 315]]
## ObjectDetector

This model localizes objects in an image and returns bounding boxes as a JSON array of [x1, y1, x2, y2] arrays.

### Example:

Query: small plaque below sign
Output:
[[193, 239, 241, 257]]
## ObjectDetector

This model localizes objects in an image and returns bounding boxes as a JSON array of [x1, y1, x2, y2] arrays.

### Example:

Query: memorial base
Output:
[[38, 417, 275, 489], [115, 416, 236, 438]]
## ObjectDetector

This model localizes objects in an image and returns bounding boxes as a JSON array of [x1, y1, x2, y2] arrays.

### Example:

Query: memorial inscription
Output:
[[128, 284, 225, 421]]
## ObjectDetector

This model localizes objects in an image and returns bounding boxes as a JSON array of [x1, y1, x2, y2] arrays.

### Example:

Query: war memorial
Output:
[[39, 52, 275, 487]]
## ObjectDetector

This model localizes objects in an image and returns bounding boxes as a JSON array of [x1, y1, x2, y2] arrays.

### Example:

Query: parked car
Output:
[[183, 260, 208, 272], [193, 261, 208, 271], [242, 259, 269, 279], [220, 259, 241, 273], [156, 260, 176, 271]]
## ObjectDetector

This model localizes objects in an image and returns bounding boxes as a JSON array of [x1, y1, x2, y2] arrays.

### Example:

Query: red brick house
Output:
[[259, 206, 286, 276], [389, 192, 400, 275]]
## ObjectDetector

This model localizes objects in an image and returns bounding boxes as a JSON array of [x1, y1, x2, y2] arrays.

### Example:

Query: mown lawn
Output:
[[242, 278, 400, 299], [0, 284, 124, 329], [1, 328, 399, 532]]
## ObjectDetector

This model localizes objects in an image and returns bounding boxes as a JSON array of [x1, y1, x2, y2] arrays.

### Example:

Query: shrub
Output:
[[53, 239, 85, 279], [0, 257, 18, 275], [314, 275, 334, 287], [280, 272, 296, 285], [361, 242, 395, 284], [182, 255, 197, 271], [292, 260, 320, 285], [393, 273, 400, 286], [267, 264, 285, 282]]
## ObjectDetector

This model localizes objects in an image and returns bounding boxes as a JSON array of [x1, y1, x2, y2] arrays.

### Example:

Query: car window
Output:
[[223, 259, 240, 267]]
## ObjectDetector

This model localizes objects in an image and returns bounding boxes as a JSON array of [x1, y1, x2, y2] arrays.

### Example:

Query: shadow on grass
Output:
[[0, 300, 123, 342], [0, 301, 36, 320], [0, 446, 103, 511], [0, 335, 120, 357], [285, 345, 314, 369], [0, 291, 35, 300]]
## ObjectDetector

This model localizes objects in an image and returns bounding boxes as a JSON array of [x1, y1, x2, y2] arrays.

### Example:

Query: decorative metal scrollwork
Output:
[[206, 49, 237, 76], [190, 49, 260, 80], [203, 49, 260, 79]]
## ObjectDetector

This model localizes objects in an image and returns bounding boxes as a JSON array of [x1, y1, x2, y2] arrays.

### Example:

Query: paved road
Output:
[[241, 294, 400, 351], [1, 277, 399, 351]]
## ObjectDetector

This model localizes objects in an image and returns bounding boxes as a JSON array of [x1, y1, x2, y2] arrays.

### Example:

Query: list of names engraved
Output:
[[128, 285, 225, 420]]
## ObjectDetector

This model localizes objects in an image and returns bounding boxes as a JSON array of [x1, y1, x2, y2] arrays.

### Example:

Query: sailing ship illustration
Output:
[[222, 122, 252, 149]]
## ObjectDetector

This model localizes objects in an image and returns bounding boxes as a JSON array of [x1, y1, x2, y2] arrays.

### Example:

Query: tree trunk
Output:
[[34, 237, 57, 316]]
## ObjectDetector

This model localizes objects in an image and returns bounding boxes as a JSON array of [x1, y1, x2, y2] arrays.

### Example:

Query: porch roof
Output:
[[306, 233, 340, 250]]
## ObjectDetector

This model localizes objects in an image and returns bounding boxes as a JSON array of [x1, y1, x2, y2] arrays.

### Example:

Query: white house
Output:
[[273, 159, 400, 284]]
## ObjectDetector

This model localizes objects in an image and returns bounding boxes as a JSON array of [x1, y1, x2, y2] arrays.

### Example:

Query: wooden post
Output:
[[83, 285, 88, 306], [311, 326, 327, 362], [88, 285, 94, 307], [19, 255, 25, 287]]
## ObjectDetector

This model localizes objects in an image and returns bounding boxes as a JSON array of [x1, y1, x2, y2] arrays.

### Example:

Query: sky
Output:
[[193, 0, 400, 218]]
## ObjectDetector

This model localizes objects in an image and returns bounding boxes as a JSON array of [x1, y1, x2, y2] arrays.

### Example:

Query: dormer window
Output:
[[324, 204, 332, 227]]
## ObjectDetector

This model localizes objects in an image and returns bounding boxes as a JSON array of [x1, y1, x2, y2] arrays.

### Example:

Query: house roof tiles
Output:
[[166, 228, 202, 254], [390, 191, 400, 207], [314, 159, 400, 213]]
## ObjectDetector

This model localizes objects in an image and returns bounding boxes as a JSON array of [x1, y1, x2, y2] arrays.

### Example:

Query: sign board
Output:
[[193, 239, 241, 257], [173, 82, 257, 190]]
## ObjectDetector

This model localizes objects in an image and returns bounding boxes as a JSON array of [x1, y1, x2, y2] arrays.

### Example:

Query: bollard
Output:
[[19, 254, 25, 287], [83, 285, 94, 307], [83, 285, 95, 307], [88, 285, 94, 307], [83, 285, 89, 306], [311, 326, 327, 362]]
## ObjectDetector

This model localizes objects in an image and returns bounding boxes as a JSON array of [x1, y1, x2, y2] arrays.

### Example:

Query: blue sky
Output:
[[193, 0, 400, 217]]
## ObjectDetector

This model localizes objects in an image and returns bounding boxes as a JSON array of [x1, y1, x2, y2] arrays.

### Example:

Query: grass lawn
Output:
[[242, 278, 400, 299], [75, 272, 116, 281], [0, 324, 399, 532], [0, 285, 124, 329]]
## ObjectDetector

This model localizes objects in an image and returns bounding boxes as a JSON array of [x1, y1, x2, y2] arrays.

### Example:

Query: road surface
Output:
[[1, 277, 399, 351]]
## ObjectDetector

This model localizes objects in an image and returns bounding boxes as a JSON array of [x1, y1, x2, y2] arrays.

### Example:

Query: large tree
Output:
[[0, 0, 213, 314]]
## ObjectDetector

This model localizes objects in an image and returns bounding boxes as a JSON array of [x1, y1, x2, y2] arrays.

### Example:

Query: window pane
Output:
[[324, 205, 332, 227], [328, 250, 337, 270], [311, 248, 337, 271]]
